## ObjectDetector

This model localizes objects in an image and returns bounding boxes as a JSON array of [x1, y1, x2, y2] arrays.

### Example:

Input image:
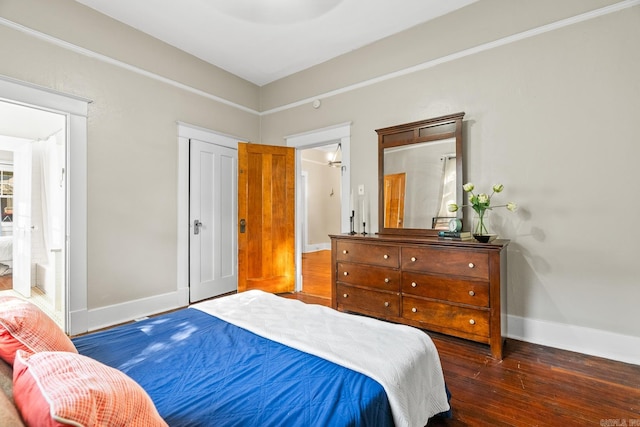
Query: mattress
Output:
[[73, 290, 450, 426]]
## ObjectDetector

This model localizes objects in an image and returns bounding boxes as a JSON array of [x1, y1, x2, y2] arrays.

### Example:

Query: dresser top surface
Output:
[[330, 233, 509, 249]]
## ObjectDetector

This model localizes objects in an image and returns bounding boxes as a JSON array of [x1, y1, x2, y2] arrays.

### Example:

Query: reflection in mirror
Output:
[[384, 139, 456, 229], [377, 112, 464, 237]]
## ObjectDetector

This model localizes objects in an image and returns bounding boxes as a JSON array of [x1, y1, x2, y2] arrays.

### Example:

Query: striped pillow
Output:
[[0, 296, 77, 365], [13, 350, 168, 427]]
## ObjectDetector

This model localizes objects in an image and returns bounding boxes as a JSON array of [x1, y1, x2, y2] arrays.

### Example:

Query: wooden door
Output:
[[384, 173, 406, 228], [238, 143, 295, 293]]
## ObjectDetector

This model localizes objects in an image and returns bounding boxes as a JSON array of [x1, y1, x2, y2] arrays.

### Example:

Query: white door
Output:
[[12, 142, 32, 297], [189, 139, 237, 302]]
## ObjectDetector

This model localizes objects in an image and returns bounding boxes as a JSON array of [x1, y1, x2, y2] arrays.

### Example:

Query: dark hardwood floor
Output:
[[299, 250, 331, 305], [291, 250, 640, 426]]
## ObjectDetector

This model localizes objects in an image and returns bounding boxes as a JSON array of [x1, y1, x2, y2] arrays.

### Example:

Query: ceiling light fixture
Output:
[[328, 142, 342, 168], [211, 0, 343, 25]]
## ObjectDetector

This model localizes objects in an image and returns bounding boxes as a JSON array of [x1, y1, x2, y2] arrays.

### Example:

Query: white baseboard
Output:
[[304, 243, 331, 252], [84, 288, 189, 333], [506, 314, 640, 366], [68, 309, 88, 336]]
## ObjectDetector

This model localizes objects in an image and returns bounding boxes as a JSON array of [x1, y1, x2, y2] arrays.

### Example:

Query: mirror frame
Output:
[[377, 112, 465, 237]]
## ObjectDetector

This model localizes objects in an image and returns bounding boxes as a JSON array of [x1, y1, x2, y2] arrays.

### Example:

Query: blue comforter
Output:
[[73, 308, 394, 427]]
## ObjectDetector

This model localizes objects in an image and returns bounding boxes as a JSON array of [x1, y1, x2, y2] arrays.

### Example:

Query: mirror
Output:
[[377, 112, 464, 237]]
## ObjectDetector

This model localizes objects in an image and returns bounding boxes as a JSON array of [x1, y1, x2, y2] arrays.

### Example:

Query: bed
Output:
[[1, 290, 451, 426]]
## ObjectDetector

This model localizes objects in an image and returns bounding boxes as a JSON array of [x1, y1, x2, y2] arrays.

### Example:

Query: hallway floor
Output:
[[0, 275, 64, 328]]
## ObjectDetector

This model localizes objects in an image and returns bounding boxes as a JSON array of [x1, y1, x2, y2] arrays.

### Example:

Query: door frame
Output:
[[177, 122, 244, 303], [0, 75, 90, 335], [285, 122, 351, 292]]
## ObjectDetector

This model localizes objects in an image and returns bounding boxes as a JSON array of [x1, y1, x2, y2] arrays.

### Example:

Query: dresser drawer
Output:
[[336, 241, 399, 268], [337, 262, 400, 291], [402, 272, 489, 307], [401, 247, 488, 280], [337, 284, 400, 317], [402, 297, 490, 338]]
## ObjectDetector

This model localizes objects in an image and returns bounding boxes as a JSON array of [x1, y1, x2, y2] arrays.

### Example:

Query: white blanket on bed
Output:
[[193, 290, 450, 427]]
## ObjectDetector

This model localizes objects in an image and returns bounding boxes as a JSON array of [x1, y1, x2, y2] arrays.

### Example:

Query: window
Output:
[[0, 168, 13, 223]]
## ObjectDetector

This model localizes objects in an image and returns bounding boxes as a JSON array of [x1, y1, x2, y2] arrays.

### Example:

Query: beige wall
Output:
[[261, 0, 640, 345], [301, 149, 341, 246], [2, 0, 639, 359], [0, 0, 260, 309]]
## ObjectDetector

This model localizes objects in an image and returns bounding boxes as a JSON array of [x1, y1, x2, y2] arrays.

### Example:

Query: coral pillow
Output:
[[0, 296, 77, 365], [13, 350, 168, 427]]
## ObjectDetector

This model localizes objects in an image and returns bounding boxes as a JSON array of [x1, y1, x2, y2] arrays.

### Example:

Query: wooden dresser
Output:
[[330, 234, 508, 359]]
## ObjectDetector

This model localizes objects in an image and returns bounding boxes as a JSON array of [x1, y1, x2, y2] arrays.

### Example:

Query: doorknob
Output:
[[240, 219, 246, 233], [193, 219, 202, 235]]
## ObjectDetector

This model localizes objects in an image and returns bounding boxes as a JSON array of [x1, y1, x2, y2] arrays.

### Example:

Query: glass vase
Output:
[[472, 210, 493, 242]]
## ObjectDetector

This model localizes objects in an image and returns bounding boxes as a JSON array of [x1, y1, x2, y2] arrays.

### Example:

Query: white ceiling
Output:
[[0, 101, 66, 141], [74, 0, 477, 86]]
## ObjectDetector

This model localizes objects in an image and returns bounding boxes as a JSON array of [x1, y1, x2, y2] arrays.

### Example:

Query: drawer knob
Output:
[[384, 302, 390, 307], [469, 319, 476, 325], [343, 293, 348, 298], [411, 257, 417, 262], [411, 307, 417, 313], [384, 278, 390, 283], [411, 282, 417, 288], [342, 250, 348, 254], [383, 254, 389, 259], [468, 263, 475, 268], [469, 290, 475, 296], [343, 271, 348, 276]]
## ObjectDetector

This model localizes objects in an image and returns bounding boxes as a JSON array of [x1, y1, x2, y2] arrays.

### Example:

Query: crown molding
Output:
[[2, 0, 638, 117], [0, 17, 260, 115]]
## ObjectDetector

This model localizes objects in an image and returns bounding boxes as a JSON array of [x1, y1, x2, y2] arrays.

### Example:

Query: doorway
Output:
[[286, 123, 351, 302], [0, 100, 66, 329], [0, 75, 89, 335], [298, 145, 341, 300], [177, 123, 241, 304]]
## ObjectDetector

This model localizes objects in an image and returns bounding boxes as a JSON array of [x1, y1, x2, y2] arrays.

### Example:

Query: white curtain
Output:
[[32, 132, 64, 267], [436, 155, 457, 219]]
